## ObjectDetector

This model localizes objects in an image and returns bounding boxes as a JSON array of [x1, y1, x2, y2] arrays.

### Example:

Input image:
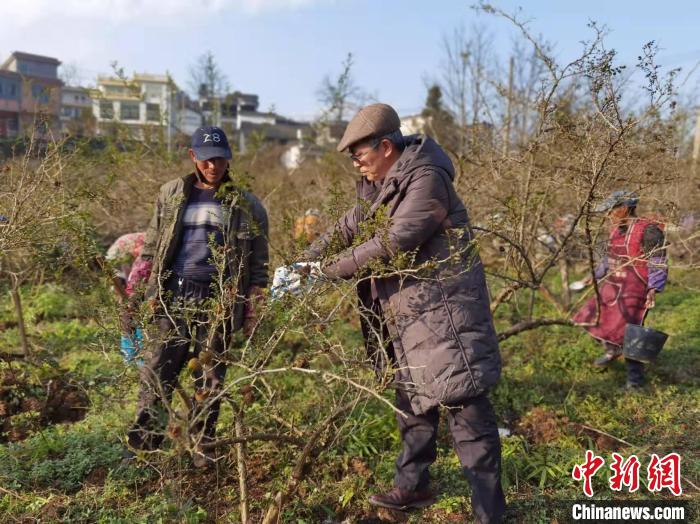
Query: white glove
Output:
[[270, 262, 322, 299]]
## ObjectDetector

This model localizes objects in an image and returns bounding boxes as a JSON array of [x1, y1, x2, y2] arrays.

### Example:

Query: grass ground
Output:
[[0, 272, 698, 523]]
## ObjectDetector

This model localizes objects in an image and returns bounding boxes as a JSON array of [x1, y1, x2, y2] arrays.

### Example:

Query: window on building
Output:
[[146, 103, 161, 122], [1, 116, 19, 133], [0, 81, 19, 99], [31, 84, 50, 104], [144, 83, 162, 99], [120, 102, 140, 120], [100, 100, 114, 119], [104, 85, 125, 95]]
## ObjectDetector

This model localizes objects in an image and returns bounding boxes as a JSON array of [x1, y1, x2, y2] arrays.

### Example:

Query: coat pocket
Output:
[[235, 229, 254, 256]]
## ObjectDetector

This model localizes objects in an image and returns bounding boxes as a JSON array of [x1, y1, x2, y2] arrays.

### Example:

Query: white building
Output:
[[92, 73, 180, 142], [173, 95, 203, 137], [60, 86, 92, 135], [400, 114, 427, 135]]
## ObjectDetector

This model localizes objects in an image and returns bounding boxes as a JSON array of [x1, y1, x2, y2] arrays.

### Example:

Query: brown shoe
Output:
[[368, 487, 436, 510]]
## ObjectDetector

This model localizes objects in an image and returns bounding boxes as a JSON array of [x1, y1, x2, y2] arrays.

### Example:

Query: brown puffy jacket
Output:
[[307, 135, 501, 415]]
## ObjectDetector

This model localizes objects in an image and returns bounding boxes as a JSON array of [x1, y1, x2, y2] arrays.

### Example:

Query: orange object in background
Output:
[[294, 209, 322, 242]]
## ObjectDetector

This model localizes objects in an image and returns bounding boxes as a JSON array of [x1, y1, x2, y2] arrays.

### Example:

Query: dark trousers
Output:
[[394, 387, 506, 524], [128, 277, 228, 450], [626, 358, 645, 386], [604, 342, 646, 386]]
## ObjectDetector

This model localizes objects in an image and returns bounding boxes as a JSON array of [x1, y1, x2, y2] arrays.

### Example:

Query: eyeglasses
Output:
[[348, 138, 382, 162]]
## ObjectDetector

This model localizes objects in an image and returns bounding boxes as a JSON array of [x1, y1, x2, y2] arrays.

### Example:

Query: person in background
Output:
[[106, 232, 145, 301], [293, 208, 322, 244], [573, 191, 667, 388], [106, 232, 145, 363]]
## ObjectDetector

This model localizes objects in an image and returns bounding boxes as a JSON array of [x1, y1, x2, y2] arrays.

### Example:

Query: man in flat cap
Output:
[[573, 191, 667, 388], [123, 126, 269, 467], [303, 104, 505, 521]]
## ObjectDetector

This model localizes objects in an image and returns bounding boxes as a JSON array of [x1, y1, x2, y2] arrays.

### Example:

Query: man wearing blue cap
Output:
[[124, 126, 268, 467], [573, 191, 667, 388]]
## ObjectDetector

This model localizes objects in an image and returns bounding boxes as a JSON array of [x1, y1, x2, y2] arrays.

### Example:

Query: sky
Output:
[[1, 0, 699, 121]]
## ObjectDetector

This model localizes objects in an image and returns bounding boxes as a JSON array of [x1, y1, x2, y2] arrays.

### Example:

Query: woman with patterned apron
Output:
[[573, 191, 667, 388]]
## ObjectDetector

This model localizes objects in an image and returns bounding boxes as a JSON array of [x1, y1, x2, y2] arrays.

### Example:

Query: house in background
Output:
[[237, 114, 310, 154], [0, 52, 314, 156], [173, 93, 203, 138], [0, 51, 63, 138], [400, 114, 427, 135], [60, 86, 94, 136], [198, 90, 308, 153], [201, 91, 262, 130], [314, 120, 347, 149], [92, 73, 180, 143]]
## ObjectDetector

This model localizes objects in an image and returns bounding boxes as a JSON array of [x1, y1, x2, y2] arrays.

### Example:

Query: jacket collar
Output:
[[182, 169, 242, 203], [356, 175, 400, 217], [356, 177, 381, 201]]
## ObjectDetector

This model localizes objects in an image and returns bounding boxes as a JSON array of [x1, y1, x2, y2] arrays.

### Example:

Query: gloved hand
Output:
[[270, 262, 322, 299], [120, 328, 144, 365]]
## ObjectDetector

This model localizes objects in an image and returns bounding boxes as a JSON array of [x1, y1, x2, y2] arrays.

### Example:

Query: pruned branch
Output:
[[498, 318, 575, 341]]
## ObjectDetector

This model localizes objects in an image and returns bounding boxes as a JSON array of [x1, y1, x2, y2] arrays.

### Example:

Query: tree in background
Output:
[[189, 51, 229, 126], [421, 84, 459, 153], [316, 53, 366, 123], [58, 62, 85, 87], [440, 24, 496, 153]]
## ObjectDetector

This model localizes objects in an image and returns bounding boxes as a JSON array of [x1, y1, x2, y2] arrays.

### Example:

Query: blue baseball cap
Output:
[[191, 126, 232, 161]]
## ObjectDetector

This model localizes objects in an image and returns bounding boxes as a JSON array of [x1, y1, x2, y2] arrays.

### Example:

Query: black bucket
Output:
[[623, 323, 668, 363]]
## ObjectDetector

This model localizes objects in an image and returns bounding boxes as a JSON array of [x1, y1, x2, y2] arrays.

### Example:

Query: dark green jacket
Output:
[[140, 172, 269, 329]]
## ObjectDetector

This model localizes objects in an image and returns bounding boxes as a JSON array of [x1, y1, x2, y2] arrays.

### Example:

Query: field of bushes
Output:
[[2, 8, 700, 520], [0, 136, 698, 522]]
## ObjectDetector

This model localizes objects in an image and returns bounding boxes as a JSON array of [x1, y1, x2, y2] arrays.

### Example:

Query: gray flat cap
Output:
[[336, 103, 401, 152]]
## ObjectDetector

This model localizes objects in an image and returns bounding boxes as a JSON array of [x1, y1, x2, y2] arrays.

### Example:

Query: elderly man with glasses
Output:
[[302, 104, 505, 522]]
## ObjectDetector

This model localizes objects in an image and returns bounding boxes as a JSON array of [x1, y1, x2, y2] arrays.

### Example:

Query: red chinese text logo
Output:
[[572, 450, 606, 497], [572, 451, 682, 497], [609, 453, 641, 493], [647, 453, 682, 496]]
